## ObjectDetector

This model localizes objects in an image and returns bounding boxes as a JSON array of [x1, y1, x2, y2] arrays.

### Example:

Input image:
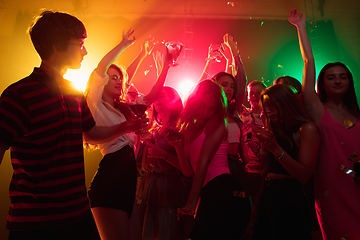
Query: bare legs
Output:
[[92, 207, 131, 240]]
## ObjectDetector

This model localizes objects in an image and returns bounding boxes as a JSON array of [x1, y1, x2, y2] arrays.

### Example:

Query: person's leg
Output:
[[129, 201, 142, 240], [92, 207, 130, 240]]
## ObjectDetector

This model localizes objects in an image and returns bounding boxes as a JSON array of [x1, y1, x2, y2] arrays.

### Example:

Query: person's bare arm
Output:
[[95, 29, 136, 78], [224, 33, 247, 111], [126, 37, 156, 85], [142, 46, 174, 105], [83, 116, 147, 144], [288, 9, 323, 124], [256, 122, 320, 184]]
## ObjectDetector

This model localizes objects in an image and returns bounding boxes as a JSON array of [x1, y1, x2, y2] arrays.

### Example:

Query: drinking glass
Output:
[[165, 41, 183, 67], [129, 99, 148, 134], [205, 44, 224, 63]]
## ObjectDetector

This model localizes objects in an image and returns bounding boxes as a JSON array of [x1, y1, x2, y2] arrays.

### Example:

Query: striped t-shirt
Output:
[[0, 68, 96, 231]]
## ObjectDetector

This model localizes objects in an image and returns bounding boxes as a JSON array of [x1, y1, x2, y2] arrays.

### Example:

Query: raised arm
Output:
[[142, 46, 175, 105], [126, 37, 156, 85], [95, 29, 136, 78], [199, 44, 227, 82], [288, 9, 323, 124], [224, 33, 247, 111]]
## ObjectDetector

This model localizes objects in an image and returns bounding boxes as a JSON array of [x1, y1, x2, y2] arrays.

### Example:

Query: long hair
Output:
[[152, 86, 183, 125], [83, 64, 129, 150], [178, 80, 227, 132], [317, 62, 360, 118], [212, 72, 237, 115], [260, 84, 312, 145], [84, 64, 128, 102]]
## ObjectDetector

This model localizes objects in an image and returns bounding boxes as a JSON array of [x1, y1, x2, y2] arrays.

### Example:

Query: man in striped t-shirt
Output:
[[0, 10, 147, 240]]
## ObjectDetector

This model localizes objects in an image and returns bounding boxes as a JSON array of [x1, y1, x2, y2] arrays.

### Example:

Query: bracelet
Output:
[[278, 151, 285, 161]]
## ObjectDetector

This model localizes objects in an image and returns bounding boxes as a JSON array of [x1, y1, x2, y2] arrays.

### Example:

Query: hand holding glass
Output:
[[129, 100, 148, 134], [165, 41, 183, 67]]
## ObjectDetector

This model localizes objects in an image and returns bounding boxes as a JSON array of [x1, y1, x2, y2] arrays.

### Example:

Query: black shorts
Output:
[[88, 145, 137, 217]]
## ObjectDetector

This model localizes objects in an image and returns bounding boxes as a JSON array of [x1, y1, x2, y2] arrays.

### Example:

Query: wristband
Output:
[[278, 151, 285, 161]]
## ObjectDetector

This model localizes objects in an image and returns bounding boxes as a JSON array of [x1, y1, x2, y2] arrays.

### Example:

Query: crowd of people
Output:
[[0, 7, 359, 240]]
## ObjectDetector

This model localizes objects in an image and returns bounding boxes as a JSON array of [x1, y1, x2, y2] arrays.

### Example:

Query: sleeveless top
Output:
[[315, 107, 360, 240], [185, 131, 230, 186]]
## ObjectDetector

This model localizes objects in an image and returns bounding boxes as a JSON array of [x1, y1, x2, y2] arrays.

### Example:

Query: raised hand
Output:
[[152, 51, 164, 77], [207, 44, 225, 62], [223, 33, 239, 57], [287, 8, 306, 28], [122, 29, 136, 47], [142, 36, 156, 56]]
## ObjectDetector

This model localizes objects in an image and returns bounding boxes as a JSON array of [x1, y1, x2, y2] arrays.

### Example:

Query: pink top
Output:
[[315, 108, 360, 240], [185, 131, 230, 186]]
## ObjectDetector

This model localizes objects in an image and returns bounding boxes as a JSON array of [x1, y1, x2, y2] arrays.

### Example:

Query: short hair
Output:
[[317, 62, 360, 118], [247, 80, 266, 91], [28, 10, 87, 60], [274, 76, 302, 94]]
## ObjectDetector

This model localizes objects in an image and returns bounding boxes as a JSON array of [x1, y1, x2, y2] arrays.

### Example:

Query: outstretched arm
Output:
[[288, 9, 323, 124], [199, 44, 227, 82], [224, 33, 247, 111], [126, 37, 156, 86], [142, 46, 175, 105], [95, 29, 136, 78], [83, 115, 148, 145]]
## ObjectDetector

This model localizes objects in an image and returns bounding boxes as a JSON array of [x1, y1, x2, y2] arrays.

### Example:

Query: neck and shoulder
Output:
[[39, 57, 67, 84], [323, 98, 359, 126]]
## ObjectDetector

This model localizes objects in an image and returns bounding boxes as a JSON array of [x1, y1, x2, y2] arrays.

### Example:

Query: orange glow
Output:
[[64, 67, 93, 92]]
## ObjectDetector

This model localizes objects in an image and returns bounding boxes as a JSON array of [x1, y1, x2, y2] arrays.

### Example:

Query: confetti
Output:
[[277, 64, 284, 68], [144, 70, 150, 75], [227, 2, 235, 7], [341, 142, 346, 146], [249, 17, 252, 20], [261, 21, 264, 26], [348, 151, 359, 161]]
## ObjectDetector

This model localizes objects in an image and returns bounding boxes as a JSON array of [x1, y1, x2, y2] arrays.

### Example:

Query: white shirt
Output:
[[86, 70, 133, 156]]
